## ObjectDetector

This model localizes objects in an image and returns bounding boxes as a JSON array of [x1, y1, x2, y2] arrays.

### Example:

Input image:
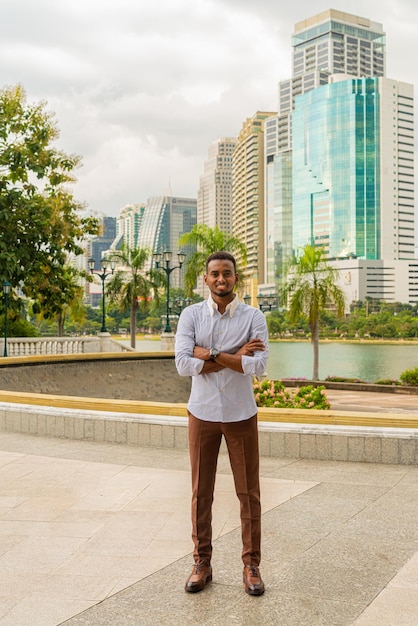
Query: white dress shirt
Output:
[[175, 295, 269, 422]]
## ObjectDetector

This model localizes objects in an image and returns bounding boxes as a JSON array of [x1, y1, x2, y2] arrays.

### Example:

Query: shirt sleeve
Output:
[[174, 307, 204, 377], [241, 308, 269, 377]]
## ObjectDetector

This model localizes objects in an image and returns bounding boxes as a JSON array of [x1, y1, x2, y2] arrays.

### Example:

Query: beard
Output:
[[211, 287, 234, 298]]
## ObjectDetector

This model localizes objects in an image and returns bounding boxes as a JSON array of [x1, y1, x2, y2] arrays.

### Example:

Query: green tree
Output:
[[31, 264, 86, 336], [265, 309, 286, 338], [0, 84, 98, 320], [282, 244, 346, 380], [106, 245, 161, 348], [178, 224, 247, 296]]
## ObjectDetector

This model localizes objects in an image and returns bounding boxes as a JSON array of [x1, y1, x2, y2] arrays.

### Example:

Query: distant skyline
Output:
[[1, 0, 417, 217]]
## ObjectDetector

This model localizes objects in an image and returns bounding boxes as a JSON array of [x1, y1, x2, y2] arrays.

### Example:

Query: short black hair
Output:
[[205, 251, 237, 272]]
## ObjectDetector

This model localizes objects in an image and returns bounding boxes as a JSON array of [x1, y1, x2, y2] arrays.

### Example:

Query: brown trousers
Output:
[[188, 412, 261, 566]]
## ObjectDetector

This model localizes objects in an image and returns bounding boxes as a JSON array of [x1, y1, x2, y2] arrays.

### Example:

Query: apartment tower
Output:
[[197, 137, 236, 232], [233, 111, 276, 299]]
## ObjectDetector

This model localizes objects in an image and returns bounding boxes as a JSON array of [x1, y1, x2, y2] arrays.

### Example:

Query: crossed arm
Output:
[[193, 338, 266, 374]]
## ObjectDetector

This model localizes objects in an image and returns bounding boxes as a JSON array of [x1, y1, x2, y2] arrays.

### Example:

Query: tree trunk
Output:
[[130, 299, 138, 348], [57, 314, 64, 337], [311, 320, 319, 380]]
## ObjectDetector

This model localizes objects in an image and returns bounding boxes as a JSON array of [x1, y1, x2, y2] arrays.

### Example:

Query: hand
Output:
[[193, 346, 211, 360], [236, 339, 265, 357]]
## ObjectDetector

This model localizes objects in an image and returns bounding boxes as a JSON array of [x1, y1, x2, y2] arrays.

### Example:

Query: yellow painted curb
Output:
[[0, 390, 417, 429]]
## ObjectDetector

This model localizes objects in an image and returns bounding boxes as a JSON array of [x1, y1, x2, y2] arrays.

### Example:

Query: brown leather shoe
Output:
[[243, 564, 265, 596], [185, 560, 212, 593]]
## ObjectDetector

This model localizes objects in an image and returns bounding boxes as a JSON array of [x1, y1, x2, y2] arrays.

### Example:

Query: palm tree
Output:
[[107, 245, 162, 348], [178, 224, 247, 296], [282, 244, 345, 380]]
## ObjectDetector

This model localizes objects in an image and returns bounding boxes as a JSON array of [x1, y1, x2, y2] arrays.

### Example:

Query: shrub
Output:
[[292, 385, 331, 410], [253, 379, 330, 410], [399, 367, 418, 386], [374, 379, 401, 386], [325, 376, 366, 383]]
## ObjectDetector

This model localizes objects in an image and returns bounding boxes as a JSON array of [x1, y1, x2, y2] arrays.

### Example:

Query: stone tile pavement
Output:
[[325, 388, 418, 414], [0, 431, 415, 625]]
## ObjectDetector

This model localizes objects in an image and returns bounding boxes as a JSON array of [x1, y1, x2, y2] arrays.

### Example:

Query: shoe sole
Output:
[[244, 586, 265, 596]]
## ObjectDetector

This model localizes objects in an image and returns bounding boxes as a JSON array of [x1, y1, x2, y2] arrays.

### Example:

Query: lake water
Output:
[[133, 339, 418, 382]]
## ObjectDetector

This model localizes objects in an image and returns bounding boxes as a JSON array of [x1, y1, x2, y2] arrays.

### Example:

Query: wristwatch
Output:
[[209, 348, 220, 361]]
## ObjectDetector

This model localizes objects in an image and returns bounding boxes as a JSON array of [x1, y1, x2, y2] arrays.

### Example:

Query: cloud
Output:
[[0, 0, 416, 216]]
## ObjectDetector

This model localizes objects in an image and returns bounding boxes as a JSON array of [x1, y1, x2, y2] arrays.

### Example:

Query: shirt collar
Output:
[[207, 294, 239, 317]]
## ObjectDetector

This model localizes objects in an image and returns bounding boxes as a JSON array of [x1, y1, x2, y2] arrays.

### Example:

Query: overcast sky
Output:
[[1, 0, 417, 217]]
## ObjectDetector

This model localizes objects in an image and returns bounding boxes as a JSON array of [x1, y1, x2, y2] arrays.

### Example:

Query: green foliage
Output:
[[0, 84, 98, 329], [253, 379, 330, 410], [142, 316, 162, 333], [265, 310, 286, 337], [31, 264, 86, 336], [178, 224, 247, 296], [269, 300, 418, 341], [1, 314, 37, 337], [399, 367, 418, 386], [375, 379, 402, 386]]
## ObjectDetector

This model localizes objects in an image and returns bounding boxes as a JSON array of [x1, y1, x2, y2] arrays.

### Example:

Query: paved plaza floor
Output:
[[0, 390, 416, 624]]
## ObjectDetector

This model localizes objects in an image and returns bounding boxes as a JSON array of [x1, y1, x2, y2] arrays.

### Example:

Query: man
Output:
[[175, 251, 269, 596]]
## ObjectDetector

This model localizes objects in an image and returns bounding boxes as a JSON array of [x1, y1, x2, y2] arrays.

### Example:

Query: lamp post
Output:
[[88, 257, 116, 333], [2, 281, 11, 357], [153, 250, 186, 333], [257, 293, 277, 313], [167, 296, 193, 320]]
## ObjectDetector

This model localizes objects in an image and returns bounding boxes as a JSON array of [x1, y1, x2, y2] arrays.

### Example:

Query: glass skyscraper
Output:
[[292, 77, 381, 260], [137, 196, 197, 289]]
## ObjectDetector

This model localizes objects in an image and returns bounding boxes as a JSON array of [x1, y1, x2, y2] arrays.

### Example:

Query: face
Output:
[[204, 259, 238, 301]]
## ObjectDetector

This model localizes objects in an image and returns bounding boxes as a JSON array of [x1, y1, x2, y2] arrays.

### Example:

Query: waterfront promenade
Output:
[[0, 391, 416, 625]]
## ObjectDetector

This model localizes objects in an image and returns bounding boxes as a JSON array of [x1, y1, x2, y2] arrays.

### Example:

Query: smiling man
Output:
[[175, 251, 269, 596]]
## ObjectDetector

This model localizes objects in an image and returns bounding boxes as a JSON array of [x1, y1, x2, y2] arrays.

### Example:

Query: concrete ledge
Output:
[[1, 399, 417, 465], [281, 378, 418, 395], [1, 390, 418, 429]]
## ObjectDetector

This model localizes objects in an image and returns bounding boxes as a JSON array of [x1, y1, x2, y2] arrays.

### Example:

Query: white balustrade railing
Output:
[[1, 336, 134, 356]]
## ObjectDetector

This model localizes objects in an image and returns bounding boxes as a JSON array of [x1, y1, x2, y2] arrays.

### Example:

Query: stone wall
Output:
[[0, 358, 191, 403]]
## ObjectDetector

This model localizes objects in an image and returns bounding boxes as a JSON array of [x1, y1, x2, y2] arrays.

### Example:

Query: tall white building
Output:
[[111, 204, 145, 251], [197, 137, 236, 232]]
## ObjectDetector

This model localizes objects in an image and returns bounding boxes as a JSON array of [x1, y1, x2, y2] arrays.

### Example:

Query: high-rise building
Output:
[[265, 117, 292, 290], [111, 204, 145, 251], [137, 195, 197, 289], [89, 216, 117, 270], [265, 9, 416, 306], [287, 10, 385, 105], [292, 75, 414, 261], [197, 137, 236, 232], [233, 111, 276, 299], [85, 216, 117, 305]]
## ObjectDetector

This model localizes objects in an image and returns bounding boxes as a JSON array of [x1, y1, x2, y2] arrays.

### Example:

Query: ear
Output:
[[203, 274, 208, 285]]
